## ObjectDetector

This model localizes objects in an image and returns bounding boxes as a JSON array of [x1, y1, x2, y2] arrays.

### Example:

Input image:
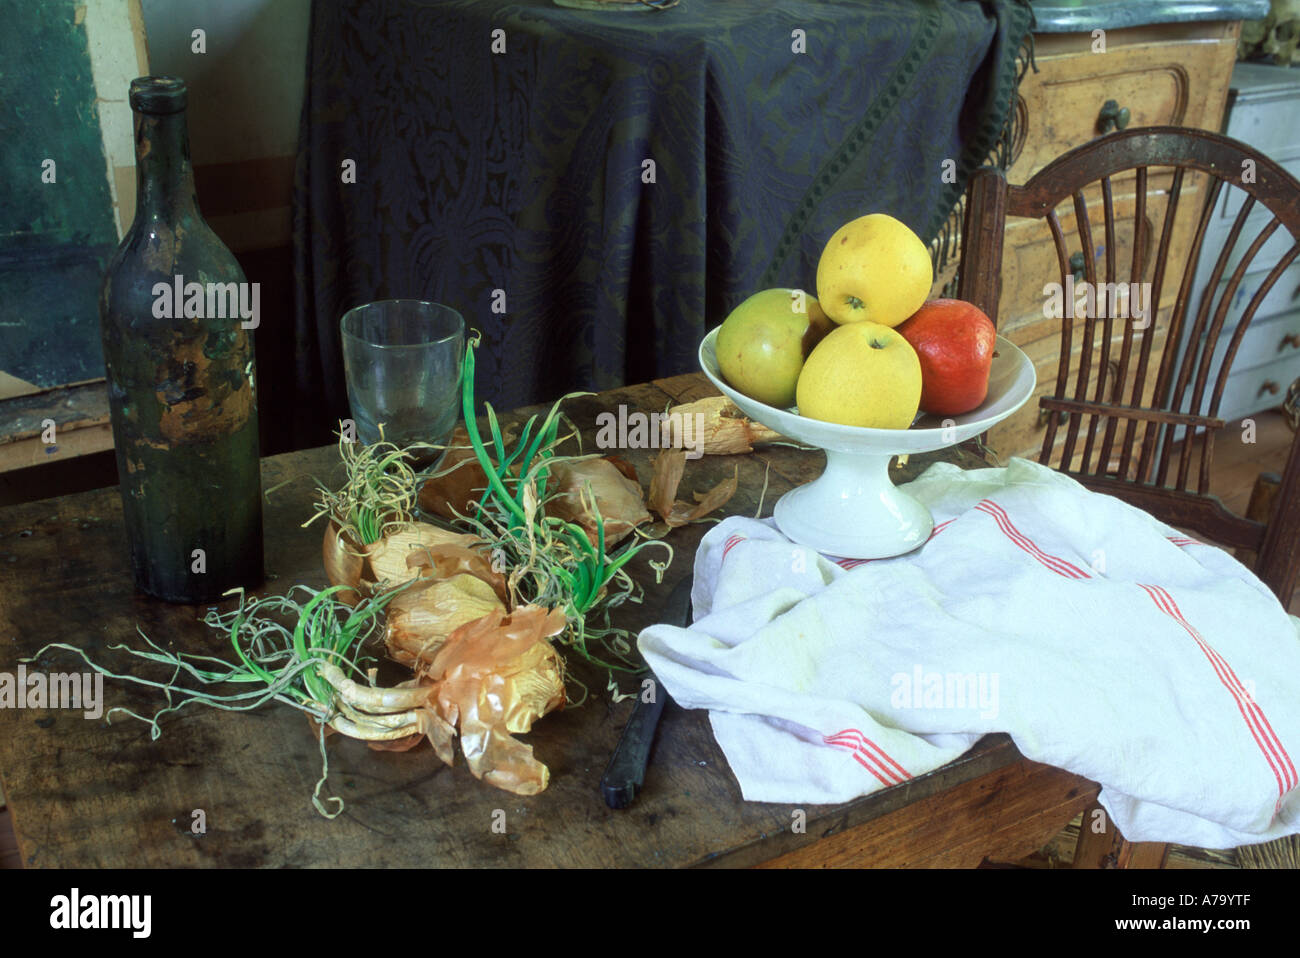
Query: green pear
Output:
[[716, 289, 834, 408]]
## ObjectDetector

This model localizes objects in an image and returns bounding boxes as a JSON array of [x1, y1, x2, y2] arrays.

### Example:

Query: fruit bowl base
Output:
[[773, 448, 933, 559]]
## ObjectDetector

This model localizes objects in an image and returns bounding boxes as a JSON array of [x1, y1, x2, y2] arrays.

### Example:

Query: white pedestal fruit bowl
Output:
[[699, 327, 1036, 559]]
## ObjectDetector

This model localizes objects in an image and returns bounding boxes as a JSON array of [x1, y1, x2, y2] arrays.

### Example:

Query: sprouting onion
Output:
[[303, 427, 419, 546], [437, 331, 673, 678], [25, 584, 421, 818]]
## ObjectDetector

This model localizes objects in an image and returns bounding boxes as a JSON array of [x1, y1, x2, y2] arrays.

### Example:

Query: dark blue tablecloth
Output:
[[292, 0, 1033, 446]]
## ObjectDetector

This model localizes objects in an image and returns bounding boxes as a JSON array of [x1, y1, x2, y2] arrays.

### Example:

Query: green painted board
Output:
[[0, 0, 121, 390]]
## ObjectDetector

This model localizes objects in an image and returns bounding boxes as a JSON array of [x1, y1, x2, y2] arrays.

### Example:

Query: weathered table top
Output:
[[0, 372, 1032, 868]]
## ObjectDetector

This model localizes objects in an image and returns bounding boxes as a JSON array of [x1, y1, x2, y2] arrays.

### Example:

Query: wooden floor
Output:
[[1029, 813, 1247, 868], [1, 412, 1294, 868]]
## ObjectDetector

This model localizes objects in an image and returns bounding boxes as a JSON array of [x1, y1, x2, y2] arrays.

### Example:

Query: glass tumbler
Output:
[[339, 300, 464, 461]]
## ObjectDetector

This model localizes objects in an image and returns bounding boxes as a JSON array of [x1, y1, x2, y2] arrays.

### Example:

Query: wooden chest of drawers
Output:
[[968, 21, 1244, 462]]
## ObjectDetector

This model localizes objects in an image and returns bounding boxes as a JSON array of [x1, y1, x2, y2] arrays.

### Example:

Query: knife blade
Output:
[[600, 574, 692, 810]]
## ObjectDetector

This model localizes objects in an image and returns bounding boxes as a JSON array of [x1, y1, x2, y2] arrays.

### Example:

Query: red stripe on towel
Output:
[[823, 735, 899, 786], [1138, 583, 1296, 804], [974, 500, 1091, 579], [847, 750, 893, 786], [1147, 584, 1296, 793], [720, 534, 744, 562], [930, 518, 956, 539], [824, 728, 912, 785], [823, 735, 907, 786]]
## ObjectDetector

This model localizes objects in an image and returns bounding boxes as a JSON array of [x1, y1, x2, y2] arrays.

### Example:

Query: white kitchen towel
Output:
[[638, 457, 1300, 848]]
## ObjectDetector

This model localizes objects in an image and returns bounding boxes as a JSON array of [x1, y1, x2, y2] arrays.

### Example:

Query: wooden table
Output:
[[0, 373, 1104, 868]]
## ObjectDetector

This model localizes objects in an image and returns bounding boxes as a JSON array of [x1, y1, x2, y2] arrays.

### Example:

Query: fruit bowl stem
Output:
[[772, 448, 933, 559]]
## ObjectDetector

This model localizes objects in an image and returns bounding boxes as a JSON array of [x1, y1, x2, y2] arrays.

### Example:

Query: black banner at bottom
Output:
[[0, 866, 1289, 944]]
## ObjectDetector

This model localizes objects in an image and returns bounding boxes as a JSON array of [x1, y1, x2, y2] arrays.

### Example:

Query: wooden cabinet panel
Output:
[[1011, 65, 1190, 183], [991, 183, 1196, 462], [996, 177, 1206, 339], [1009, 22, 1240, 184], [990, 320, 1170, 464]]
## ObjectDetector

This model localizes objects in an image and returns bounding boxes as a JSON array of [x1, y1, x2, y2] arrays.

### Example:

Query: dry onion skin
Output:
[[659, 395, 783, 455], [384, 573, 505, 669], [369, 605, 568, 795], [400, 542, 510, 603], [648, 448, 739, 527], [376, 545, 571, 792], [308, 426, 486, 604], [322, 519, 481, 605], [543, 458, 652, 549], [419, 437, 654, 549], [384, 541, 511, 669]]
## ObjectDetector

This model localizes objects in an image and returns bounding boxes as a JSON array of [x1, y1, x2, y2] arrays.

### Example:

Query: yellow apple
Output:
[[716, 288, 834, 408], [796, 321, 922, 429], [815, 213, 933, 327]]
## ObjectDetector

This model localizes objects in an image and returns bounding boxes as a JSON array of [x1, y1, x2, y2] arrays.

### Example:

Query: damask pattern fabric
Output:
[[292, 0, 1034, 446]]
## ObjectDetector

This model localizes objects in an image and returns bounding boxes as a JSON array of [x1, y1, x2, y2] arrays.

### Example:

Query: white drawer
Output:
[[1180, 310, 1300, 399], [1212, 352, 1300, 423], [1201, 165, 1300, 278], [1187, 253, 1300, 335], [1224, 63, 1300, 160], [1166, 347, 1300, 445]]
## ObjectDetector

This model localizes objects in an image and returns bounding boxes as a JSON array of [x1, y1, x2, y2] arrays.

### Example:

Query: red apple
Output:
[[895, 299, 997, 417]]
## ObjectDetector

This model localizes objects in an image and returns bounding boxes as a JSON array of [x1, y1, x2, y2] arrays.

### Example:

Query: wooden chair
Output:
[[959, 128, 1300, 869], [959, 127, 1300, 607]]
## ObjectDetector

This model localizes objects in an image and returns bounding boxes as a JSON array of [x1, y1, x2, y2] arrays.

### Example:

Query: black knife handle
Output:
[[601, 686, 670, 809], [600, 575, 692, 809]]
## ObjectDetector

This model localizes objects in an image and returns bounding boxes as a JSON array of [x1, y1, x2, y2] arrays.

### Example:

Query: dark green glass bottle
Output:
[[98, 76, 263, 603]]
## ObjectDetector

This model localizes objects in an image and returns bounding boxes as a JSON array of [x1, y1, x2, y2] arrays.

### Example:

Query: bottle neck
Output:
[[133, 110, 199, 223]]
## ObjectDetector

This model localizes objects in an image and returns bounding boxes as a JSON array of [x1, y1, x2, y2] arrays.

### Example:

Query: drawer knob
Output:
[[1258, 380, 1281, 397], [1069, 251, 1086, 281], [1038, 407, 1070, 428], [1097, 100, 1131, 134], [1281, 333, 1300, 351]]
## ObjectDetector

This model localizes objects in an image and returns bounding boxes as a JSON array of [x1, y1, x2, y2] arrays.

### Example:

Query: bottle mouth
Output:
[[129, 76, 187, 114]]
